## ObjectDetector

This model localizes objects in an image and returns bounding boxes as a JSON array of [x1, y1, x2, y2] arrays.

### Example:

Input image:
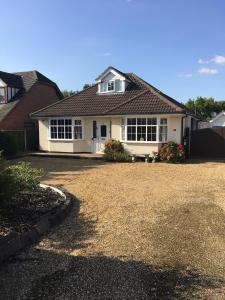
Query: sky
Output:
[[0, 0, 225, 103]]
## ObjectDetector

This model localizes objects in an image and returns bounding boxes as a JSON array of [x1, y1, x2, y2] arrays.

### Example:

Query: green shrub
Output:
[[159, 141, 185, 163], [0, 132, 18, 156], [0, 157, 43, 205], [104, 139, 131, 162]]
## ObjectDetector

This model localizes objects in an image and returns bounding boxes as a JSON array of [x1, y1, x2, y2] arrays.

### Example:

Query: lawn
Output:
[[1, 157, 225, 299]]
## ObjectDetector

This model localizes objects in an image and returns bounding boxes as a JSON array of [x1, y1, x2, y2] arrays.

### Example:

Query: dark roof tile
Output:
[[32, 69, 192, 118]]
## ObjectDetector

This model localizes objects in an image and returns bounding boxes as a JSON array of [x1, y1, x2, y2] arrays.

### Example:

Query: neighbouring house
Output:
[[209, 111, 225, 127], [31, 66, 198, 155], [0, 70, 62, 130]]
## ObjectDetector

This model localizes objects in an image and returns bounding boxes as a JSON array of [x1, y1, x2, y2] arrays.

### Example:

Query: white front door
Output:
[[93, 121, 108, 153]]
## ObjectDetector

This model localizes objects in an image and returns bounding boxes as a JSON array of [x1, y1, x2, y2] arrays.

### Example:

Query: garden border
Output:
[[0, 184, 74, 264]]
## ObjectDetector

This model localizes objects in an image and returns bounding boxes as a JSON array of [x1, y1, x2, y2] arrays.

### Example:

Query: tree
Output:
[[61, 90, 77, 98], [83, 83, 94, 90], [185, 97, 225, 120]]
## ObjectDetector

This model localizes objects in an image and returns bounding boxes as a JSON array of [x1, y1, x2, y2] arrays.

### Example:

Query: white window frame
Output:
[[74, 119, 83, 140], [107, 80, 115, 92], [120, 116, 168, 144], [48, 117, 84, 141], [99, 79, 124, 93], [159, 118, 168, 142]]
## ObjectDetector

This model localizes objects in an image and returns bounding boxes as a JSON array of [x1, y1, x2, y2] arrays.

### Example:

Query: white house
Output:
[[31, 67, 198, 155], [210, 111, 225, 127]]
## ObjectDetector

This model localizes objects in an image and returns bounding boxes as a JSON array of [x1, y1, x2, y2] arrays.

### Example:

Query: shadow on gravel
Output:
[[149, 201, 225, 273], [1, 198, 225, 299], [12, 156, 109, 182], [25, 253, 225, 299]]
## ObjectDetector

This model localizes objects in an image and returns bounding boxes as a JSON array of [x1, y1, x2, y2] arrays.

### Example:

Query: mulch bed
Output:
[[0, 187, 65, 236]]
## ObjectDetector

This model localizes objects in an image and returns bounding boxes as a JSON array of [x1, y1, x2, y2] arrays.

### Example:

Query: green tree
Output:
[[61, 89, 77, 98], [186, 97, 225, 120], [83, 83, 94, 90]]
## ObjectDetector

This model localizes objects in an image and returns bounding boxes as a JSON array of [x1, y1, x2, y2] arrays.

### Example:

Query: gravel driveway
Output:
[[1, 157, 225, 299]]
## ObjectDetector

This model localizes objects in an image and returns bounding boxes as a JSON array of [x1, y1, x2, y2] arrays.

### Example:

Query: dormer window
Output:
[[99, 79, 122, 93], [96, 67, 130, 94]]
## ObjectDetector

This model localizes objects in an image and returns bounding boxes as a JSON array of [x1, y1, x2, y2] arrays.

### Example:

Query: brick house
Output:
[[0, 70, 62, 130]]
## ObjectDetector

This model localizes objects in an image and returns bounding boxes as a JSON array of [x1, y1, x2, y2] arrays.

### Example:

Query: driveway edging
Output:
[[0, 184, 74, 264]]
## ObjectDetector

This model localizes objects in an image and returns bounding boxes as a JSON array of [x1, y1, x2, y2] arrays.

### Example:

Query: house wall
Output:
[[0, 79, 6, 87], [0, 83, 61, 130], [38, 115, 184, 154], [211, 115, 225, 127]]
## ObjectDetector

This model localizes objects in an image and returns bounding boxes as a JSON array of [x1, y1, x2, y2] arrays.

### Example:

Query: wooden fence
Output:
[[190, 127, 225, 158]]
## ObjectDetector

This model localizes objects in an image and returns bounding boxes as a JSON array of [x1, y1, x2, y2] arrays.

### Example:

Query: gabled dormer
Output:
[[95, 66, 130, 94], [0, 71, 22, 104]]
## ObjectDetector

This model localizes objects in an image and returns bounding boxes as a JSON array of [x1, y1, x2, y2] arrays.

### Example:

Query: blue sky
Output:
[[0, 0, 225, 103]]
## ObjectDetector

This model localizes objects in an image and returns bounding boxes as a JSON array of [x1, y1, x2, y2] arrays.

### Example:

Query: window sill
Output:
[[48, 139, 84, 142], [121, 141, 166, 144]]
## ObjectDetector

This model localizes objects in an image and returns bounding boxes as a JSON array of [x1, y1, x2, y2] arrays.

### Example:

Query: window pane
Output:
[[127, 126, 136, 141], [147, 118, 157, 125], [147, 126, 157, 141], [101, 82, 107, 92], [160, 118, 167, 125], [65, 126, 72, 139], [137, 126, 146, 141], [121, 119, 125, 140], [137, 118, 146, 125], [58, 119, 64, 125], [100, 125, 107, 137], [127, 118, 136, 125], [74, 126, 82, 139], [65, 119, 72, 125], [108, 81, 114, 91], [50, 126, 57, 139], [93, 121, 97, 138], [121, 118, 125, 126], [58, 126, 65, 139], [159, 126, 167, 142], [50, 119, 57, 125], [75, 119, 82, 126], [115, 79, 122, 92]]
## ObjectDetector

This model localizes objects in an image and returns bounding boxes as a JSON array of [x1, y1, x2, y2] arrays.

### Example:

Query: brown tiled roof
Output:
[[32, 70, 192, 118]]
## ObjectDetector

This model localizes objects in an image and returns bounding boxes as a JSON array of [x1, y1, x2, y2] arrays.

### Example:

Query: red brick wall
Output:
[[0, 83, 61, 130]]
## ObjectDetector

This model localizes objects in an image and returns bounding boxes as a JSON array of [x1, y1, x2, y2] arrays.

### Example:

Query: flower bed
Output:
[[159, 141, 185, 163], [0, 186, 66, 236], [104, 139, 131, 162]]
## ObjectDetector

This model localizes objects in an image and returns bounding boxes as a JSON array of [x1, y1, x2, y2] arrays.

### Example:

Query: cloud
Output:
[[198, 55, 225, 65], [212, 55, 225, 64], [198, 68, 218, 75], [103, 52, 111, 57], [178, 73, 193, 78]]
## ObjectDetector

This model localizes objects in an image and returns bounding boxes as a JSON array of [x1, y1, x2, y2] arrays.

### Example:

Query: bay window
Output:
[[49, 118, 83, 140], [121, 117, 168, 142]]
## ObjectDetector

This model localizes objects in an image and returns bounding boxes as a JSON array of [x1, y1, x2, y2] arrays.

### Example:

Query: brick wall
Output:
[[0, 83, 61, 130]]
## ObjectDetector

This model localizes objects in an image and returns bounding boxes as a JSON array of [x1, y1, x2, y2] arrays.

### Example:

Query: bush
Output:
[[0, 157, 43, 205], [0, 132, 18, 156], [159, 141, 185, 163], [104, 139, 131, 162]]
